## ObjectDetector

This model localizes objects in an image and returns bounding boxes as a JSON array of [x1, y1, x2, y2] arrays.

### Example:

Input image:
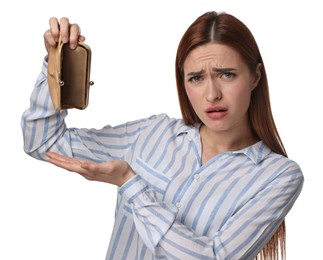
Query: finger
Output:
[[46, 152, 89, 166], [78, 35, 86, 43], [68, 23, 82, 49], [48, 17, 60, 42], [47, 154, 71, 167], [44, 17, 60, 52], [59, 17, 70, 43], [47, 152, 76, 165], [49, 157, 84, 173], [47, 152, 70, 162]]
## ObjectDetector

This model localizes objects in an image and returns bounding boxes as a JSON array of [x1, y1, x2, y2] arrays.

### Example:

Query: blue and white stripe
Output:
[[21, 60, 304, 260]]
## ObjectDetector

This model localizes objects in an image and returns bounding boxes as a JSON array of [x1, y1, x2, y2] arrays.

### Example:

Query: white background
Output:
[[0, 0, 321, 259]]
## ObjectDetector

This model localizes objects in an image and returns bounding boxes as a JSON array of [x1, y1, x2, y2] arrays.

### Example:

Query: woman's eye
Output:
[[188, 75, 202, 83], [221, 72, 235, 79]]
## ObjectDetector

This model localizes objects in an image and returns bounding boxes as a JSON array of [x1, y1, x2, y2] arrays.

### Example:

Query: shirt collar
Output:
[[175, 123, 200, 140], [231, 141, 272, 164], [176, 124, 272, 165]]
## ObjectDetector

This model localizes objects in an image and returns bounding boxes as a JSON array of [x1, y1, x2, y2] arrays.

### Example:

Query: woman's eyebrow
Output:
[[212, 67, 236, 72], [186, 70, 205, 77]]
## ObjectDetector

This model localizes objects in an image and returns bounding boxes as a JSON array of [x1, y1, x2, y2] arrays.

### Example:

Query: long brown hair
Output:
[[175, 11, 287, 260]]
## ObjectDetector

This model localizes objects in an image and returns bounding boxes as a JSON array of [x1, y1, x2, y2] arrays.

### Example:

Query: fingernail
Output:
[[62, 36, 68, 43]]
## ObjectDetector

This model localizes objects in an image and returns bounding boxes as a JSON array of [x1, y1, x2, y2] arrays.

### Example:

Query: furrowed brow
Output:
[[186, 70, 205, 77], [212, 67, 236, 73]]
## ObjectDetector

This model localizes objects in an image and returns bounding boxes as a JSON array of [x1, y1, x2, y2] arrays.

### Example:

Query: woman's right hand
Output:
[[43, 17, 85, 54]]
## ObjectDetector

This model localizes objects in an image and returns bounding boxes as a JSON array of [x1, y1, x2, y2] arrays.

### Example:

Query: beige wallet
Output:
[[47, 36, 94, 111]]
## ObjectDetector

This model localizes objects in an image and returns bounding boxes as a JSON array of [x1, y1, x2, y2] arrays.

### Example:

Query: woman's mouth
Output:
[[205, 106, 228, 119]]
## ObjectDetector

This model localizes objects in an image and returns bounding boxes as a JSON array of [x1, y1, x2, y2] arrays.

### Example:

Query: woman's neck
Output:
[[199, 124, 258, 165]]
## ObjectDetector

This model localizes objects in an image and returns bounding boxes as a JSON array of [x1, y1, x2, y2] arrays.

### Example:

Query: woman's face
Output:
[[183, 43, 261, 134]]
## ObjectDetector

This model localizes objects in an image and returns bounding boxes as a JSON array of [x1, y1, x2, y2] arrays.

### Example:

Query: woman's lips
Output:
[[205, 106, 228, 119]]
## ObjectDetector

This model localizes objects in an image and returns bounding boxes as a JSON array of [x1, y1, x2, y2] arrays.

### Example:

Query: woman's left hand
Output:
[[46, 152, 135, 186]]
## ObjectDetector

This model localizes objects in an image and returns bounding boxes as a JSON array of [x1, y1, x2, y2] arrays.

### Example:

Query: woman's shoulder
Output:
[[245, 141, 303, 174], [137, 113, 195, 138], [262, 144, 303, 180], [145, 113, 186, 127]]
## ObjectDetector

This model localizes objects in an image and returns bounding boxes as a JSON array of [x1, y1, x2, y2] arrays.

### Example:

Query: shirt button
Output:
[[176, 202, 182, 209], [194, 174, 200, 180]]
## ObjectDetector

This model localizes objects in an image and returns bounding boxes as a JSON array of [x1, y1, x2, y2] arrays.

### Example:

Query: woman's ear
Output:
[[252, 63, 262, 90]]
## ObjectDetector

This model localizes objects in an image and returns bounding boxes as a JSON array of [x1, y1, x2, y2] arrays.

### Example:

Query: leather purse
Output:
[[47, 36, 94, 111]]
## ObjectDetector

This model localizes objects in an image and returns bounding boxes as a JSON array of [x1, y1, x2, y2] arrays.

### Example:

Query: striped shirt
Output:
[[21, 60, 304, 260]]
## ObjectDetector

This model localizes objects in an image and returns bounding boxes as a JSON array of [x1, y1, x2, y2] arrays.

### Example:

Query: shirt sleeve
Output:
[[119, 162, 304, 260], [21, 59, 68, 160], [20, 59, 157, 163]]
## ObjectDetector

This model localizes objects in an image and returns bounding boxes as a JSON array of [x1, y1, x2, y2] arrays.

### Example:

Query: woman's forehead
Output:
[[184, 43, 242, 70]]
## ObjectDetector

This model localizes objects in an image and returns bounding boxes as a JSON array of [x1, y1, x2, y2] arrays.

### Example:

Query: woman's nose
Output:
[[206, 80, 222, 102]]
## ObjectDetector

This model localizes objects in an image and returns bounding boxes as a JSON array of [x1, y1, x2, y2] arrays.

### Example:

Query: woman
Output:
[[21, 11, 303, 259]]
